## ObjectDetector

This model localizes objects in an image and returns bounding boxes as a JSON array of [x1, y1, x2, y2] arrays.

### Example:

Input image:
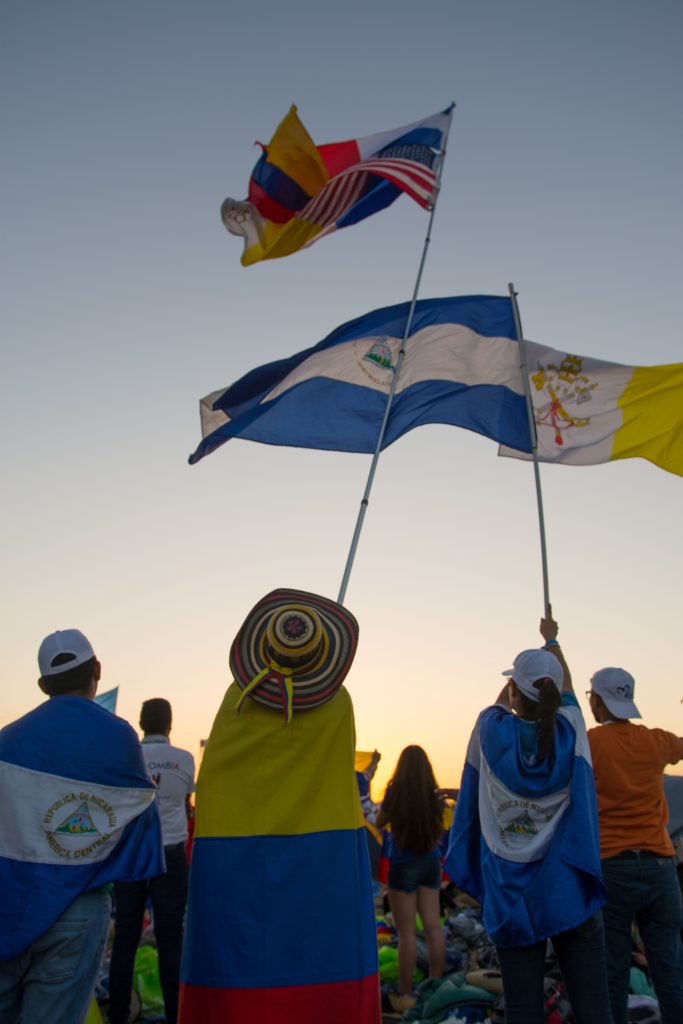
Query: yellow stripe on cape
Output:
[[614, 363, 683, 476], [195, 683, 365, 838]]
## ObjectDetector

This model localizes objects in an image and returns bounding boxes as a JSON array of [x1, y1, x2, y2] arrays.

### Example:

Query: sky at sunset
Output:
[[3, 0, 683, 800]]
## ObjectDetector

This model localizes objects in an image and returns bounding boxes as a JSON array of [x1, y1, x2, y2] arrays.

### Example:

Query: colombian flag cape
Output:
[[179, 683, 380, 1023]]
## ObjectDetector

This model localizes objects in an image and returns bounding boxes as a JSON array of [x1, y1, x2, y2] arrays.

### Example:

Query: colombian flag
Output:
[[221, 104, 453, 265], [179, 684, 380, 1023]]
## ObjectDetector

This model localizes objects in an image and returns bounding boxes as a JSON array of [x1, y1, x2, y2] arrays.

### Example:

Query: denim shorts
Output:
[[388, 854, 441, 893]]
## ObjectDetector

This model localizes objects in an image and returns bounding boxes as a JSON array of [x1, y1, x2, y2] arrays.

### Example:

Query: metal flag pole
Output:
[[508, 282, 551, 612], [336, 103, 456, 605]]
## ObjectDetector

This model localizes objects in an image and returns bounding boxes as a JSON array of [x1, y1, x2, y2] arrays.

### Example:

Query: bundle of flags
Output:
[[221, 105, 452, 265], [209, 102, 683, 479]]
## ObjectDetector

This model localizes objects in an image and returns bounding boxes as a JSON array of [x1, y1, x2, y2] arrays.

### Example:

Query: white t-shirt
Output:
[[142, 735, 195, 845]]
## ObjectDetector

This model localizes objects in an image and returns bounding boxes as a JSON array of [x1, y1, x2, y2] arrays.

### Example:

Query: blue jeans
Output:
[[496, 912, 612, 1024], [601, 852, 683, 1024], [0, 890, 111, 1024], [108, 841, 188, 1024]]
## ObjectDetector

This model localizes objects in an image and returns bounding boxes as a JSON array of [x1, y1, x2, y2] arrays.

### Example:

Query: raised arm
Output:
[[540, 604, 572, 693], [495, 681, 512, 708]]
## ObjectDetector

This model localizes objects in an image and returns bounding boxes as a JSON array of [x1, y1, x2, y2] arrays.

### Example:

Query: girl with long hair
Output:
[[376, 745, 445, 1013], [445, 611, 611, 1024]]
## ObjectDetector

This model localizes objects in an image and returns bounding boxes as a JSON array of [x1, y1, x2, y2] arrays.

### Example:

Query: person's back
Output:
[[0, 629, 164, 1024], [140, 716, 195, 847], [587, 668, 683, 1024], [376, 746, 446, 1015], [589, 719, 680, 859], [178, 589, 379, 1024], [445, 611, 611, 1024], [109, 698, 195, 1024]]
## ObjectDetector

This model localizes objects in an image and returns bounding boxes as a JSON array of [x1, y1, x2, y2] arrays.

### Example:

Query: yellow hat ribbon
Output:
[[235, 660, 295, 724]]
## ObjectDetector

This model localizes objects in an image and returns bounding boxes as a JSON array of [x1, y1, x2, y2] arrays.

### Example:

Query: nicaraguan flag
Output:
[[444, 700, 604, 947], [189, 295, 533, 465], [0, 696, 164, 960], [221, 105, 453, 265], [499, 346, 683, 478], [179, 684, 379, 1024]]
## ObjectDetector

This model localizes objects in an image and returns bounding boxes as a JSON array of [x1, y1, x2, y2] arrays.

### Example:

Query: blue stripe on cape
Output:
[[0, 697, 164, 959], [444, 702, 604, 947], [182, 830, 377, 989], [189, 295, 532, 464]]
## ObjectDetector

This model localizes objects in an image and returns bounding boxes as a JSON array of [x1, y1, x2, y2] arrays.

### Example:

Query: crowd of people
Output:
[[0, 595, 682, 1024]]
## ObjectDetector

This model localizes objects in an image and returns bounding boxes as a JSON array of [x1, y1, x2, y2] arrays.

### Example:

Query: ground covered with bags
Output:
[[379, 885, 664, 1024]]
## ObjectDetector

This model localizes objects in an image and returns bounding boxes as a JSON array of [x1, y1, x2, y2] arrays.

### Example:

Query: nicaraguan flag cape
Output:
[[221, 105, 452, 264], [0, 696, 164, 960], [179, 684, 380, 1024], [499, 346, 683, 478], [189, 295, 533, 464], [444, 700, 604, 947]]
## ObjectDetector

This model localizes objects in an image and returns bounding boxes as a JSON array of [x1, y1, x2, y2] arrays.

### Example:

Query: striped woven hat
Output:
[[230, 589, 359, 721]]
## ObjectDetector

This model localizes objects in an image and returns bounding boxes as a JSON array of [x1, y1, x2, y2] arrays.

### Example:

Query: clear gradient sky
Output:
[[2, 1, 682, 799]]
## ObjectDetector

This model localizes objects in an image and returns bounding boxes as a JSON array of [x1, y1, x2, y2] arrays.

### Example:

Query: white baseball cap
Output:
[[38, 629, 96, 677], [502, 648, 564, 702], [590, 667, 641, 719]]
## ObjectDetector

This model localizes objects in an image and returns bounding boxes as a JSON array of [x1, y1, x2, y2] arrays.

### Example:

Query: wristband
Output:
[[544, 639, 559, 647]]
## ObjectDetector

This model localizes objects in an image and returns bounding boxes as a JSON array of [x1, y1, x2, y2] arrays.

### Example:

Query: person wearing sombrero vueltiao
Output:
[[178, 589, 380, 1024]]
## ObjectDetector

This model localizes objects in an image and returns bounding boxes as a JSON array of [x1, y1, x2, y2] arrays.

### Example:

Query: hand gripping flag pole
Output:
[[508, 282, 551, 613], [337, 103, 455, 605]]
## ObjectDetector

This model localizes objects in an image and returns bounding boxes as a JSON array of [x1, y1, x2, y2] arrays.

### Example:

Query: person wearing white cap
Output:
[[0, 629, 164, 1024], [587, 667, 683, 1024], [445, 610, 610, 1024], [108, 699, 195, 1024]]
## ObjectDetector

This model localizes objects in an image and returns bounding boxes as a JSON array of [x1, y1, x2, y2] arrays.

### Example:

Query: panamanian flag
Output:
[[444, 699, 605, 947], [0, 696, 164, 960]]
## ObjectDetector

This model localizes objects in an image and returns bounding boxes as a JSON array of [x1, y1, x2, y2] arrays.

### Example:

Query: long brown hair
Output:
[[516, 679, 561, 759], [383, 745, 443, 856]]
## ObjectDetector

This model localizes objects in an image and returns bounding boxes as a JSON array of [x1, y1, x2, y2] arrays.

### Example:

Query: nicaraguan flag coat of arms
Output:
[[0, 696, 164, 960], [445, 699, 604, 947]]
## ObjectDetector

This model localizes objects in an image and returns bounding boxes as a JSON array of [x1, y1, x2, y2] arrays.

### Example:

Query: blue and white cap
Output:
[[590, 667, 641, 719]]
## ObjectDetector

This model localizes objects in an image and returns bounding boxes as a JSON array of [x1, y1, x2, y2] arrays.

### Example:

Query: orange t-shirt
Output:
[[588, 721, 683, 859]]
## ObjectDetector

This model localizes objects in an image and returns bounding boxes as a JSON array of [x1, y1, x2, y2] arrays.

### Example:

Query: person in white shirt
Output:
[[108, 699, 195, 1024]]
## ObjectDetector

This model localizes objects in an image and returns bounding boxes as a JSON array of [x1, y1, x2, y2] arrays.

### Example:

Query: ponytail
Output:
[[515, 678, 562, 759], [532, 678, 562, 759]]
